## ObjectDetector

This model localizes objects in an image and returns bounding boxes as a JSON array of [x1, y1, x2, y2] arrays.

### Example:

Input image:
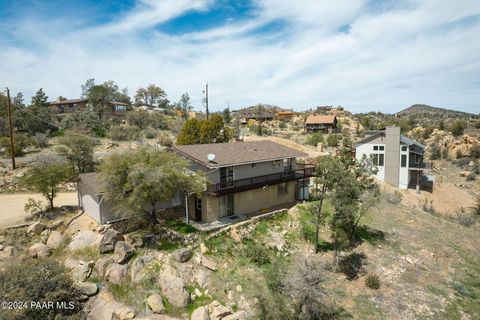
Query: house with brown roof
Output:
[[276, 111, 295, 120], [305, 115, 338, 133], [172, 140, 313, 222], [49, 97, 89, 117]]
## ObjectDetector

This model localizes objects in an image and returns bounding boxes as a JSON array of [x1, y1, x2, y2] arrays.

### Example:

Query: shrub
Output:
[[278, 121, 287, 129], [0, 133, 34, 156], [429, 143, 441, 160], [0, 257, 83, 319], [243, 240, 271, 265], [107, 124, 141, 141], [305, 132, 324, 146], [384, 191, 402, 204], [441, 148, 449, 160], [470, 143, 480, 159], [365, 274, 381, 289], [466, 172, 476, 181], [453, 211, 477, 227], [454, 157, 471, 167], [33, 133, 49, 148], [157, 134, 173, 147], [143, 128, 157, 139], [456, 149, 463, 159], [449, 120, 467, 137], [326, 134, 340, 147]]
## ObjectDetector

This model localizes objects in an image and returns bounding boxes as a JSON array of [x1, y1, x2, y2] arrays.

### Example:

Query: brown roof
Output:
[[305, 115, 336, 125], [79, 172, 106, 195], [173, 141, 307, 168], [277, 111, 294, 115], [109, 101, 129, 106], [49, 98, 88, 105]]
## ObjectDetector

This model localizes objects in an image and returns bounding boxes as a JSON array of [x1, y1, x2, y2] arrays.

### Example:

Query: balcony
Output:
[[409, 162, 431, 170], [207, 166, 315, 196]]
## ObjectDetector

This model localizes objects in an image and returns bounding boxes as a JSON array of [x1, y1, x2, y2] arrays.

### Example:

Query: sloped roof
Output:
[[49, 98, 88, 105], [400, 135, 425, 149], [305, 115, 336, 125], [173, 141, 307, 168], [78, 172, 105, 195]]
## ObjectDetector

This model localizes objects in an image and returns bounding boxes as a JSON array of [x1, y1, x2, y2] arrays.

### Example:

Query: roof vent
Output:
[[207, 153, 216, 162]]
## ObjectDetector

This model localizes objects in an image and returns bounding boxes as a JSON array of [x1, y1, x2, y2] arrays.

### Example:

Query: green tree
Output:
[[222, 107, 231, 123], [57, 133, 97, 173], [306, 132, 324, 146], [81, 78, 95, 98], [179, 93, 192, 119], [61, 110, 107, 137], [326, 134, 340, 147], [134, 84, 167, 108], [88, 85, 115, 119], [31, 88, 49, 108], [449, 120, 467, 137], [22, 155, 73, 210], [312, 155, 346, 253], [176, 118, 201, 145], [98, 148, 205, 227], [0, 133, 34, 157], [199, 114, 231, 144]]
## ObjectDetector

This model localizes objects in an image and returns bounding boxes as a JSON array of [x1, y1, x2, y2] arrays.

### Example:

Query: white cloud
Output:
[[0, 0, 479, 113]]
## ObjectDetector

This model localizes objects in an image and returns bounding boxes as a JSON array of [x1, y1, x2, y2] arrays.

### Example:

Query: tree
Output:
[[179, 93, 192, 119], [81, 78, 95, 98], [199, 114, 231, 144], [0, 133, 34, 157], [31, 88, 49, 108], [222, 107, 231, 123], [61, 109, 107, 137], [449, 120, 467, 137], [312, 155, 346, 253], [57, 133, 97, 173], [135, 84, 167, 108], [176, 118, 201, 145], [21, 155, 73, 210], [98, 148, 205, 227], [88, 85, 116, 119], [127, 109, 151, 129]]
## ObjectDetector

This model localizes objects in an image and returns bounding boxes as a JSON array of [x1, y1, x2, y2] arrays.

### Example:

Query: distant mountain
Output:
[[396, 104, 478, 119]]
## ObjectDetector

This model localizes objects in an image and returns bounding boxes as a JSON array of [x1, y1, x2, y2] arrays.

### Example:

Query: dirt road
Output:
[[0, 192, 78, 228]]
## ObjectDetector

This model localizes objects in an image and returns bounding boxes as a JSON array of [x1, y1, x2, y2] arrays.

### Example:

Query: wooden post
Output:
[[6, 88, 15, 170]]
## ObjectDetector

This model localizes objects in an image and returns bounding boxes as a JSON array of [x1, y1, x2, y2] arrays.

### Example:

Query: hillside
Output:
[[396, 104, 478, 120]]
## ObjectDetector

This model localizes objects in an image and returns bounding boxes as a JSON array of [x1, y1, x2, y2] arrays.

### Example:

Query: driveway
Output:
[[0, 192, 79, 228]]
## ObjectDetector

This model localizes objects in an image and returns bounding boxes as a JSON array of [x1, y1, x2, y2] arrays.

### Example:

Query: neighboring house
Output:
[[276, 111, 295, 120], [172, 141, 313, 223], [354, 127, 427, 193], [48, 97, 88, 117], [305, 115, 338, 133], [77, 172, 183, 224], [105, 101, 131, 119]]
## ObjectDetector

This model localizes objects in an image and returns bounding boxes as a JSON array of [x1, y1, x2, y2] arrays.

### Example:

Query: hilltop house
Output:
[[276, 111, 295, 120], [354, 127, 427, 193], [77, 141, 313, 224], [172, 141, 313, 222], [48, 98, 131, 120], [305, 115, 338, 133]]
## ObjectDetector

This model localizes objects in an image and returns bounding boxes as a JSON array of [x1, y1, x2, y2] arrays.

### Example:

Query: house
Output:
[[305, 115, 338, 133], [77, 172, 183, 224], [172, 141, 313, 222], [276, 111, 295, 120], [354, 127, 427, 193], [105, 101, 131, 119], [49, 97, 88, 117]]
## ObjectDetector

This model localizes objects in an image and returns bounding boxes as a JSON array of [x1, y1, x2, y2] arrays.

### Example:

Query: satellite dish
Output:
[[207, 153, 216, 162]]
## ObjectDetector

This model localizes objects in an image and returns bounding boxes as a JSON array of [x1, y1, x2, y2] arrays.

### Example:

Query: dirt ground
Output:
[[0, 192, 79, 228]]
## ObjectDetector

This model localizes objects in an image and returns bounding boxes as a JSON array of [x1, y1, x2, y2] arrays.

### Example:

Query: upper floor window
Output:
[[379, 146, 384, 151], [401, 154, 407, 167], [401, 146, 408, 152], [373, 146, 378, 151]]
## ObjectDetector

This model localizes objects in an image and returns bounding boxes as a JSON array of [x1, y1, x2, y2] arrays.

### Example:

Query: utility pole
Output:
[[6, 88, 15, 170], [203, 83, 209, 120]]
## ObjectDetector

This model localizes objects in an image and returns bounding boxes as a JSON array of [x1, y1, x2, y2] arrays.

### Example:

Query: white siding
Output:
[[81, 194, 102, 223], [355, 143, 385, 181], [398, 144, 409, 189]]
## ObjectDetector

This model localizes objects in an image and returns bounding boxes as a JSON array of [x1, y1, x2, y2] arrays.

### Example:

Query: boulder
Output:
[[199, 255, 218, 271], [88, 294, 135, 320], [74, 281, 98, 297], [27, 222, 46, 235], [159, 268, 190, 307], [199, 242, 208, 254], [0, 235, 5, 244], [208, 301, 232, 320], [191, 306, 210, 320], [0, 244, 4, 251], [194, 266, 213, 288], [106, 263, 128, 284], [68, 231, 101, 251], [49, 219, 65, 230], [64, 257, 81, 270], [230, 228, 243, 242], [113, 241, 135, 264], [112, 307, 135, 320], [130, 255, 155, 284], [0, 245, 16, 260], [28, 242, 51, 258], [172, 248, 193, 263], [95, 256, 115, 277], [147, 293, 166, 314], [222, 311, 249, 320], [40, 229, 50, 244], [99, 229, 124, 254], [46, 231, 66, 249], [71, 261, 94, 282]]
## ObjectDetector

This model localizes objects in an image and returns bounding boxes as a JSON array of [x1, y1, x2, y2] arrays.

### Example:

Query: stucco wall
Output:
[[384, 127, 401, 187]]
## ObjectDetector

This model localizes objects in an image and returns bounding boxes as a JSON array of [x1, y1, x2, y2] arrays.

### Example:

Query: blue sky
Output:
[[0, 0, 479, 113]]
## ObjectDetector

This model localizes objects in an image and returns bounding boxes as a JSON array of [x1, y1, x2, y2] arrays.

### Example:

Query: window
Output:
[[401, 146, 408, 152], [401, 155, 407, 167], [278, 182, 288, 195], [273, 160, 281, 168], [114, 105, 127, 111], [219, 195, 234, 217], [373, 146, 378, 151], [196, 197, 202, 210], [378, 154, 384, 166], [251, 163, 256, 168], [379, 146, 384, 151]]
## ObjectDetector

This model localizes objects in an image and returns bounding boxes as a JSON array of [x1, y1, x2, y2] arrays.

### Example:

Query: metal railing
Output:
[[207, 166, 315, 196]]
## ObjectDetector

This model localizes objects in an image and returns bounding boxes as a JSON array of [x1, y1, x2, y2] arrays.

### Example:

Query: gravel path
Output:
[[0, 192, 78, 228]]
